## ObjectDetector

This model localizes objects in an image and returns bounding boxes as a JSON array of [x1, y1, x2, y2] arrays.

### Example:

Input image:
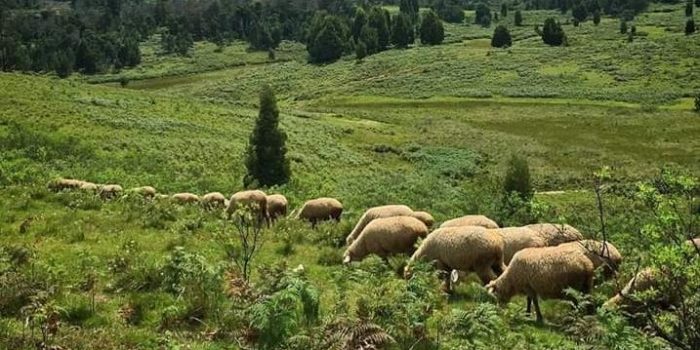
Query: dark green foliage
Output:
[[541, 18, 567, 46], [475, 3, 493, 26], [491, 25, 512, 48], [420, 10, 445, 45], [360, 25, 380, 54], [695, 94, 700, 112], [696, 0, 700, 8], [399, 0, 420, 22], [593, 11, 601, 25], [162, 21, 193, 56], [307, 14, 350, 63], [249, 22, 281, 50], [433, 0, 466, 23], [686, 18, 696, 35], [686, 0, 693, 16], [244, 85, 291, 187], [352, 8, 367, 42], [503, 154, 533, 200], [391, 13, 415, 48], [620, 20, 628, 34], [515, 10, 523, 25], [572, 2, 588, 22], [501, 3, 508, 17], [355, 40, 367, 60], [368, 7, 391, 50]]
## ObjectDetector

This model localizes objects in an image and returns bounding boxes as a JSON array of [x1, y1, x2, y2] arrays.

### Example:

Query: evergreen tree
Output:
[[620, 20, 628, 34], [501, 3, 508, 17], [696, 0, 700, 8], [355, 40, 367, 60], [352, 8, 367, 42], [686, 18, 696, 35], [475, 3, 492, 26], [360, 25, 379, 54], [368, 7, 390, 50], [420, 10, 445, 45], [503, 155, 533, 201], [515, 10, 523, 26], [686, 0, 693, 16], [572, 3, 588, 23], [391, 13, 415, 48], [433, 0, 465, 23], [307, 15, 349, 63], [541, 18, 566, 46], [400, 0, 419, 22], [491, 24, 512, 47], [593, 11, 601, 25], [244, 85, 291, 187]]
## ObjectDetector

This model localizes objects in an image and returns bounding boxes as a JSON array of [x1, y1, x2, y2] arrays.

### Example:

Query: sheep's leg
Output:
[[532, 294, 543, 323], [526, 297, 532, 315], [476, 266, 497, 285]]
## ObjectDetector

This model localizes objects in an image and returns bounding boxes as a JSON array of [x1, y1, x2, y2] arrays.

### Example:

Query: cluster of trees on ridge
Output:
[[0, 0, 696, 76]]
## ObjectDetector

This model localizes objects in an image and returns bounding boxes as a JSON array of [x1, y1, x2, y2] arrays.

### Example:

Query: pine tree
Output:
[[420, 10, 445, 45], [541, 18, 566, 46], [686, 0, 693, 16], [391, 13, 415, 48], [355, 40, 367, 60], [572, 3, 588, 23], [686, 18, 696, 35], [399, 0, 419, 22], [244, 85, 291, 187], [475, 3, 492, 27], [501, 3, 508, 17], [696, 0, 700, 8], [620, 20, 628, 34], [593, 11, 601, 25], [352, 8, 367, 42], [368, 7, 390, 50], [491, 25, 512, 47], [515, 10, 523, 26], [360, 25, 379, 54]]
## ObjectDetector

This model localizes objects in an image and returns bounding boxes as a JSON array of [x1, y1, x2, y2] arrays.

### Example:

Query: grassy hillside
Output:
[[1, 2, 698, 349]]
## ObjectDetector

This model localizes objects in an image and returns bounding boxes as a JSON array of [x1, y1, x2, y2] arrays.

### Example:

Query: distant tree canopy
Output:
[[420, 10, 445, 45], [307, 13, 350, 63], [368, 7, 391, 50], [433, 0, 465, 23], [572, 3, 588, 22], [475, 3, 493, 26], [399, 0, 419, 22], [541, 17, 567, 46], [391, 12, 415, 48], [521, 0, 648, 16], [491, 25, 512, 47], [501, 3, 508, 17], [686, 18, 696, 35], [515, 10, 523, 25]]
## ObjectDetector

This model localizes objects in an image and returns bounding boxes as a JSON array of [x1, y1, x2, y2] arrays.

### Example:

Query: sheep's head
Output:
[[342, 250, 353, 265], [485, 280, 511, 304], [412, 211, 435, 228], [403, 264, 414, 279]]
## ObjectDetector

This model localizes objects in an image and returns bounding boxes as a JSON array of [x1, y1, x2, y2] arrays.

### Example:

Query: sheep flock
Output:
[[47, 177, 699, 323]]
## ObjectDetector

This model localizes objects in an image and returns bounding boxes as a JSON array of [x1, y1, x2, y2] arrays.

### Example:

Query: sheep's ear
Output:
[[450, 269, 460, 283], [343, 255, 351, 264]]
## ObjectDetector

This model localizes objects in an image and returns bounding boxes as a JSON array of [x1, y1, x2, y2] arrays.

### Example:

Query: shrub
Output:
[[420, 10, 445, 45], [503, 154, 533, 200], [686, 0, 693, 16], [514, 10, 523, 26], [355, 40, 367, 60], [491, 25, 512, 48], [686, 18, 696, 35], [541, 18, 567, 46], [475, 3, 492, 27], [391, 12, 415, 48], [620, 20, 628, 34]]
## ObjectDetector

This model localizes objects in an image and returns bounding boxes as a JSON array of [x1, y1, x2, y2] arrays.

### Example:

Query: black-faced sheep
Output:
[[343, 216, 429, 263], [172, 193, 200, 204], [406, 226, 507, 288], [486, 245, 595, 322], [226, 190, 267, 220], [440, 215, 499, 229], [99, 184, 123, 199], [346, 205, 414, 244], [201, 192, 226, 210], [266, 194, 288, 223], [489, 227, 547, 264], [525, 223, 584, 246], [296, 197, 343, 227]]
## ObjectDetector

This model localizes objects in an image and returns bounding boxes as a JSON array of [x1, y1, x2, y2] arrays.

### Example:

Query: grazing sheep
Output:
[[79, 182, 100, 192], [226, 190, 267, 220], [296, 197, 343, 227], [603, 268, 660, 312], [440, 215, 499, 229], [343, 216, 429, 263], [526, 223, 584, 246], [99, 184, 123, 199], [266, 194, 288, 222], [406, 226, 507, 287], [411, 211, 435, 228], [201, 192, 226, 210], [347, 205, 414, 244], [559, 240, 623, 277], [130, 186, 156, 199], [490, 227, 547, 264], [48, 178, 83, 191], [172, 193, 200, 204], [486, 246, 595, 322]]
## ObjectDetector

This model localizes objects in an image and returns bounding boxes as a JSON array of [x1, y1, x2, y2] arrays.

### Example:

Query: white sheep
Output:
[[346, 205, 414, 244], [526, 223, 584, 246], [440, 215, 499, 229], [343, 216, 429, 263]]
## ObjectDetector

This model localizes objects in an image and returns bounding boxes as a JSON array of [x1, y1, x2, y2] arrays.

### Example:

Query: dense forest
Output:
[[0, 0, 663, 75]]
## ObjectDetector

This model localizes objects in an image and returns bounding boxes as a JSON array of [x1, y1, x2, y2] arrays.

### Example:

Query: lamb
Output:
[[201, 192, 226, 210], [266, 194, 288, 222], [559, 240, 623, 277], [296, 197, 343, 227], [486, 245, 595, 322], [439, 215, 499, 229], [526, 223, 584, 246], [99, 184, 123, 199], [489, 227, 547, 264], [411, 211, 435, 228], [343, 216, 429, 263], [405, 226, 507, 287], [171, 193, 200, 204], [226, 190, 267, 220], [130, 186, 157, 199], [346, 205, 414, 244], [48, 178, 83, 191]]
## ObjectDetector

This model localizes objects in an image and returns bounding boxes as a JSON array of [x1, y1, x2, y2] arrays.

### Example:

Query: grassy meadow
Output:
[[1, 2, 699, 349]]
